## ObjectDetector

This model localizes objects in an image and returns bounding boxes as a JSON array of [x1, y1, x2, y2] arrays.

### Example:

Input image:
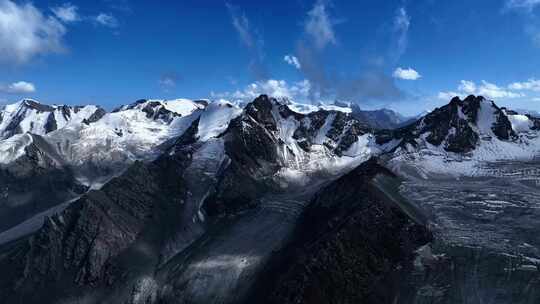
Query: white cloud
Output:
[[1, 81, 36, 94], [393, 67, 421, 80], [160, 77, 176, 88], [51, 3, 79, 23], [392, 7, 411, 61], [226, 3, 254, 48], [0, 0, 66, 64], [437, 91, 461, 101], [304, 0, 336, 49], [477, 80, 524, 98], [284, 55, 301, 69], [225, 3, 267, 80], [458, 80, 477, 94], [95, 13, 118, 28], [505, 0, 540, 11], [159, 73, 179, 92], [505, 1, 540, 46], [508, 78, 540, 91], [439, 80, 524, 100], [212, 79, 311, 102]]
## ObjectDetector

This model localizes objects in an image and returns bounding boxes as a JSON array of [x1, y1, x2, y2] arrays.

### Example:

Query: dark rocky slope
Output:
[[249, 158, 432, 304], [376, 95, 516, 153], [0, 99, 105, 140], [0, 128, 194, 303], [351, 105, 411, 130], [204, 95, 372, 216], [0, 134, 86, 232], [0, 96, 431, 304]]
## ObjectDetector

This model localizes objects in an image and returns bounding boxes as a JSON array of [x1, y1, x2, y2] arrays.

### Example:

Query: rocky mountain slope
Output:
[[0, 95, 432, 304], [0, 94, 539, 303], [249, 158, 432, 304], [0, 99, 104, 140], [351, 104, 413, 129], [0, 98, 209, 239], [0, 133, 85, 232], [377, 95, 540, 177]]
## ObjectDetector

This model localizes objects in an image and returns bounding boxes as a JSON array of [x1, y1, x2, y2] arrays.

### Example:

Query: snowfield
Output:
[[1, 95, 540, 188], [386, 98, 540, 178]]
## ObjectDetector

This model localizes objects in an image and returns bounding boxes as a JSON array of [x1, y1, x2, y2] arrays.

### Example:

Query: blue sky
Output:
[[3, 0, 540, 115]]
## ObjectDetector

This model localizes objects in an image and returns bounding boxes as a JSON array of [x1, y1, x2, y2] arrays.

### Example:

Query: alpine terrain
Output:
[[0, 94, 538, 304]]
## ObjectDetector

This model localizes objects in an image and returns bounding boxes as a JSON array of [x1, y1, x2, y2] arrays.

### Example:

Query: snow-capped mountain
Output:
[[0, 99, 105, 140], [0, 98, 209, 185], [0, 133, 85, 233], [378, 95, 540, 177], [1, 94, 540, 304], [47, 98, 209, 185], [0, 95, 422, 304], [0, 98, 212, 239]]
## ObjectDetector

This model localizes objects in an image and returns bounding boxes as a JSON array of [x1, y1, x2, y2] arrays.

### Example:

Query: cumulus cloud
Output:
[[51, 3, 79, 23], [475, 81, 524, 98], [212, 79, 311, 102], [393, 67, 421, 80], [439, 80, 524, 100], [508, 78, 540, 91], [226, 3, 268, 80], [437, 91, 462, 101], [284, 55, 301, 69], [304, 0, 337, 49], [505, 0, 540, 11], [0, 0, 66, 64], [0, 81, 36, 94], [95, 13, 119, 28]]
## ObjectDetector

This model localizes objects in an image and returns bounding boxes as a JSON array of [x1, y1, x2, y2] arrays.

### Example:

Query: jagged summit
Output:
[[0, 94, 539, 303], [375, 95, 540, 177], [0, 99, 104, 140], [377, 95, 528, 153]]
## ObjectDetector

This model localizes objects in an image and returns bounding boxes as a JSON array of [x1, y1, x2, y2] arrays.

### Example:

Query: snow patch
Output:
[[196, 100, 242, 141]]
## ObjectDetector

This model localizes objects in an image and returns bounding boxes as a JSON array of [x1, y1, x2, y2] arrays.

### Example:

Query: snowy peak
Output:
[[113, 98, 207, 123], [377, 95, 533, 153], [224, 95, 376, 178], [241, 95, 372, 155], [0, 99, 104, 140]]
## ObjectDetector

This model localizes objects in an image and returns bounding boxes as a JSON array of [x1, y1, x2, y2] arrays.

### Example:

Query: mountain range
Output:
[[0, 94, 539, 303]]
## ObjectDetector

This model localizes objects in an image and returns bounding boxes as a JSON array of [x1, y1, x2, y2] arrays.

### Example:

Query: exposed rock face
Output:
[[83, 107, 107, 124], [491, 105, 517, 140], [203, 95, 372, 216], [141, 101, 182, 123], [0, 134, 86, 232], [527, 114, 540, 130], [0, 131, 194, 303], [250, 158, 432, 304], [0, 99, 104, 140], [0, 96, 434, 304], [112, 98, 204, 123], [351, 105, 410, 129], [377, 95, 518, 153]]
